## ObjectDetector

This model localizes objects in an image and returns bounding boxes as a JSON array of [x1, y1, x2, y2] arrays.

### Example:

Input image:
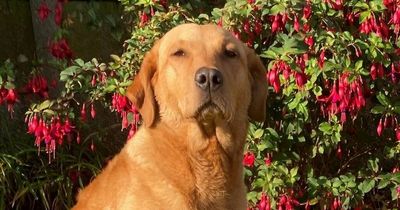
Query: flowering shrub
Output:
[[1, 0, 400, 209]]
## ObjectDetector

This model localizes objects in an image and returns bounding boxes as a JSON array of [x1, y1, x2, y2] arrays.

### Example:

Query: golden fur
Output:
[[72, 23, 267, 210]]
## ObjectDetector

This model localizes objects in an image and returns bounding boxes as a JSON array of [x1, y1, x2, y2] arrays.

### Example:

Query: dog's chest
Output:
[[189, 137, 235, 209]]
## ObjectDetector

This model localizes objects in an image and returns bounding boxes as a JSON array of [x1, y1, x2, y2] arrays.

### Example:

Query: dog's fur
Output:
[[72, 23, 267, 210]]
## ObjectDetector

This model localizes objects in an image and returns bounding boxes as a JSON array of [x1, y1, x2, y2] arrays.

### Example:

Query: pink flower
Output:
[[377, 118, 383, 136], [293, 15, 300, 32], [265, 156, 272, 166], [243, 152, 255, 167], [258, 193, 271, 210], [304, 36, 314, 49]]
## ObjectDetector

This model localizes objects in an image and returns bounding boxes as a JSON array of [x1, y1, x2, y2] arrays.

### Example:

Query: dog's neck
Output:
[[155, 117, 248, 209]]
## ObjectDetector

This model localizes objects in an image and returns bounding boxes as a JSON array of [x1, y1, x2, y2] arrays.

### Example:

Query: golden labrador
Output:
[[73, 23, 267, 210]]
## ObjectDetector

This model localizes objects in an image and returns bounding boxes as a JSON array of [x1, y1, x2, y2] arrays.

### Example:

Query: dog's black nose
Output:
[[195, 67, 223, 91]]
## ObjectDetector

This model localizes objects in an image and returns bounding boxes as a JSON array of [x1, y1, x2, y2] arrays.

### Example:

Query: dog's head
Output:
[[126, 24, 267, 129]]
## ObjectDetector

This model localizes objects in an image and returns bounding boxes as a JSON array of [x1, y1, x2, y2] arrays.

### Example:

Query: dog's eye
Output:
[[224, 49, 237, 58], [172, 49, 185, 57]]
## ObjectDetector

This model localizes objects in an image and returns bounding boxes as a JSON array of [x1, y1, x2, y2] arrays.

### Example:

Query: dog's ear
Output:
[[246, 47, 268, 122], [126, 41, 160, 127]]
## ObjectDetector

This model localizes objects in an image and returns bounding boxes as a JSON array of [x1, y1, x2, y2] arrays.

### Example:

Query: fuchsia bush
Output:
[[1, 0, 400, 209]]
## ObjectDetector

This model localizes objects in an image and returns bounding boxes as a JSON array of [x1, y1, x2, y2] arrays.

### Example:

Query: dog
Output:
[[72, 23, 267, 210]]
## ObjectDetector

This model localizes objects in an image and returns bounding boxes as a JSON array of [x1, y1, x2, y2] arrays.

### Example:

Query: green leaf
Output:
[[261, 50, 278, 59], [253, 129, 264, 139], [358, 179, 375, 193], [377, 178, 390, 189], [104, 85, 116, 92], [393, 106, 400, 114], [75, 58, 85, 67], [319, 122, 332, 134], [359, 11, 371, 23], [266, 128, 279, 140], [270, 4, 285, 15], [290, 167, 298, 177], [376, 92, 390, 106], [368, 158, 379, 173], [354, 60, 363, 70], [60, 66, 79, 76], [370, 105, 385, 114], [288, 95, 301, 110], [37, 100, 52, 111]]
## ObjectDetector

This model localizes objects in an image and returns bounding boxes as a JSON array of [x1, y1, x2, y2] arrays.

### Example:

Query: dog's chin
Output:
[[194, 102, 225, 136]]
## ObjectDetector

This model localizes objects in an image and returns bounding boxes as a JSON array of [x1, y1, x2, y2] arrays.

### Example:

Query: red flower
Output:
[[25, 75, 49, 98], [55, 2, 63, 26], [328, 0, 343, 10], [5, 89, 17, 113], [5, 88, 17, 105], [50, 38, 73, 60], [63, 117, 74, 133], [243, 152, 255, 167], [139, 12, 149, 27], [271, 15, 281, 33], [254, 19, 262, 35], [37, 2, 51, 21], [303, 3, 312, 19], [370, 63, 384, 80], [295, 72, 307, 88]]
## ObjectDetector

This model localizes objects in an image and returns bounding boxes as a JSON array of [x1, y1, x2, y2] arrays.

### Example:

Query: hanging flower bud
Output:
[[91, 75, 97, 86], [80, 103, 87, 122], [377, 118, 383, 136], [76, 132, 81, 144], [90, 103, 96, 119], [336, 145, 342, 159]]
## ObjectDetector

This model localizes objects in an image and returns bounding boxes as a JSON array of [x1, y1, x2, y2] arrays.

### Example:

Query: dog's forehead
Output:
[[159, 24, 242, 51]]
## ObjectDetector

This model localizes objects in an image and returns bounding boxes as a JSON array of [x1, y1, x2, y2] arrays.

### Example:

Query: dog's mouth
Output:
[[194, 101, 225, 136], [195, 101, 223, 121]]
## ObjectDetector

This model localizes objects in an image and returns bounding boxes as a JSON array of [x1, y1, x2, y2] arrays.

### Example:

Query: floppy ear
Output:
[[126, 41, 160, 127], [246, 47, 268, 122]]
